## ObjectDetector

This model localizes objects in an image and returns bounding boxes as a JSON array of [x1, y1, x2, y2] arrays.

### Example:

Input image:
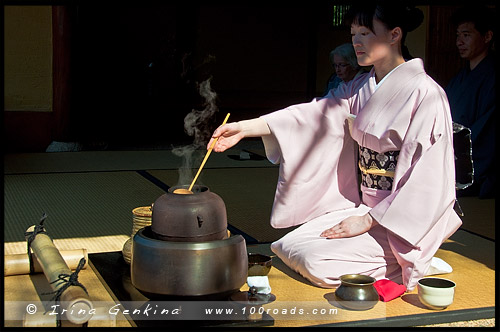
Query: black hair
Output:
[[451, 6, 495, 37], [344, 1, 424, 59]]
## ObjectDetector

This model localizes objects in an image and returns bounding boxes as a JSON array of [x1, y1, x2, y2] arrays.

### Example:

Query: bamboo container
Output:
[[25, 225, 93, 325], [23, 306, 116, 327], [4, 249, 88, 276]]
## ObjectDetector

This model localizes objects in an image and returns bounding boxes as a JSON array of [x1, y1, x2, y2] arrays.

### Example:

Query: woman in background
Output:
[[208, 2, 461, 291], [325, 43, 369, 94]]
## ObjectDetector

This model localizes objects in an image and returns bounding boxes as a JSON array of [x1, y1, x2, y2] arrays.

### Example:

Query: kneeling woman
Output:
[[208, 2, 461, 291]]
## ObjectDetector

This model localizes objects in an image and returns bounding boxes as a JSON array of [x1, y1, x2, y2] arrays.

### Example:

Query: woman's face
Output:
[[333, 54, 357, 82], [351, 18, 393, 67]]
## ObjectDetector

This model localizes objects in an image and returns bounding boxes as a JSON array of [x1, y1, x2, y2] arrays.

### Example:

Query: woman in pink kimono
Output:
[[208, 2, 461, 291]]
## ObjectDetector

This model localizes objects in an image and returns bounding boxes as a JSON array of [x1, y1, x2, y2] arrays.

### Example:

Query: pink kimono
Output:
[[261, 59, 462, 291]]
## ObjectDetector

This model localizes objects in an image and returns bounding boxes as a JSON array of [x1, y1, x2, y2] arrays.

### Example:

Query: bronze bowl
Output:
[[247, 253, 272, 276], [334, 274, 379, 310]]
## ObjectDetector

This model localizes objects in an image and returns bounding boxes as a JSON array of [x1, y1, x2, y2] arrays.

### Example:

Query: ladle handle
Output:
[[188, 113, 230, 192]]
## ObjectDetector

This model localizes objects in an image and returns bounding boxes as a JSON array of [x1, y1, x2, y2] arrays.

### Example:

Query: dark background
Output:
[[68, 3, 328, 149], [6, 2, 487, 152]]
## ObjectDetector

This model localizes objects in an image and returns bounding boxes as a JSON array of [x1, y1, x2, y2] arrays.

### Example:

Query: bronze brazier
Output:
[[131, 185, 248, 297]]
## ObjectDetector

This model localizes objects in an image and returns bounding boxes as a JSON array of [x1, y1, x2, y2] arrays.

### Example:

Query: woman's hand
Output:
[[207, 118, 271, 152], [320, 213, 378, 239], [207, 122, 244, 152]]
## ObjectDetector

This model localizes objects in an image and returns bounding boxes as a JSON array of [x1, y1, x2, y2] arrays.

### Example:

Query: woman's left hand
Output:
[[320, 213, 378, 239]]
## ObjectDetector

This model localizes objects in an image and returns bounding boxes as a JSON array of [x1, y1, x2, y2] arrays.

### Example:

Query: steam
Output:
[[183, 78, 218, 145], [172, 77, 219, 186]]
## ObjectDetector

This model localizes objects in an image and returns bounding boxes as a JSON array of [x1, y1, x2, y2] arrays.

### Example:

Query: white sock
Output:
[[425, 257, 453, 276]]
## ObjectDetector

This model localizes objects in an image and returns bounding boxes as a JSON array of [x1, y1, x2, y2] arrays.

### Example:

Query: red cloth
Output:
[[373, 279, 407, 302]]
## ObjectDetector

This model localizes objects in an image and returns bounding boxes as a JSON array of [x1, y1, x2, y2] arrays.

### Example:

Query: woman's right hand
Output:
[[207, 122, 244, 152]]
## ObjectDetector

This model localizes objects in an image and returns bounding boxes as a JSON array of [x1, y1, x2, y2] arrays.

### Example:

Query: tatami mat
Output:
[[456, 196, 495, 240], [3, 166, 286, 245], [3, 142, 273, 175], [245, 229, 494, 327], [4, 171, 164, 242]]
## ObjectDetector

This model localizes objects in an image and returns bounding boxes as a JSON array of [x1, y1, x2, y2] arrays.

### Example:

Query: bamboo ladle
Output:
[[173, 113, 230, 195]]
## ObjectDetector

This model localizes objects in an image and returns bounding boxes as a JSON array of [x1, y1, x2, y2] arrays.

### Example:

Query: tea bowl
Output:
[[247, 253, 272, 276], [417, 277, 456, 310]]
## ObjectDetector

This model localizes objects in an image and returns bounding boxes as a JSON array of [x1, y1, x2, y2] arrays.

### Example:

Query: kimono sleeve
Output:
[[260, 96, 361, 229], [368, 84, 461, 247]]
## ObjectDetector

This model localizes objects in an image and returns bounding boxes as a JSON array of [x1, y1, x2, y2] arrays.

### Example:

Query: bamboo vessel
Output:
[[4, 249, 88, 276], [25, 225, 93, 325]]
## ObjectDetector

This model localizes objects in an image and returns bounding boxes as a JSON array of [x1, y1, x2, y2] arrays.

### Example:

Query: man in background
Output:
[[445, 5, 495, 198]]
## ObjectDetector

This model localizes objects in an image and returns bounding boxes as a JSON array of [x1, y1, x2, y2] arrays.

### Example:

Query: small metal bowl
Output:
[[247, 253, 272, 276], [334, 274, 379, 310]]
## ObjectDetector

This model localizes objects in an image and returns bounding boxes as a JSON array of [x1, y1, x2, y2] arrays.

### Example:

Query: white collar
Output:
[[374, 62, 406, 91]]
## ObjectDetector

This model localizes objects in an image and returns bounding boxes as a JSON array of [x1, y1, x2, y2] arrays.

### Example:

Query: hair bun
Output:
[[405, 6, 424, 32]]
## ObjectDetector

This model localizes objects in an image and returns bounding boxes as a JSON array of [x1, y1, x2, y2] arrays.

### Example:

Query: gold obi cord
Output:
[[358, 162, 395, 177]]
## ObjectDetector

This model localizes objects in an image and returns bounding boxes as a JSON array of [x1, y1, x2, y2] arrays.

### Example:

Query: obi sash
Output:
[[359, 146, 399, 191]]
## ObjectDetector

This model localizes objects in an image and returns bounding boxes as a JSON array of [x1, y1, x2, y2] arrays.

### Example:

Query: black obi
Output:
[[358, 146, 399, 191]]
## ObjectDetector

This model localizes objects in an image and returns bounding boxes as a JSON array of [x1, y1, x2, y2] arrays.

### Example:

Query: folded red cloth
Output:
[[373, 279, 407, 302]]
